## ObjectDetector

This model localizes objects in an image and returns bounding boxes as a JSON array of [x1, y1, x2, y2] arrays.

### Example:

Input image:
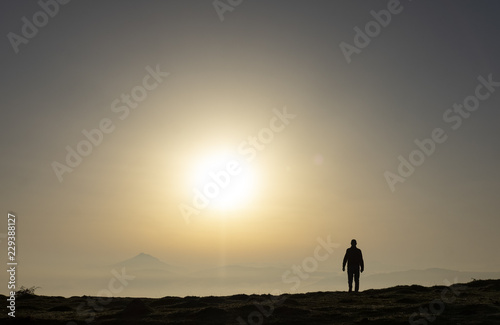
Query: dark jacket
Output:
[[343, 247, 364, 271]]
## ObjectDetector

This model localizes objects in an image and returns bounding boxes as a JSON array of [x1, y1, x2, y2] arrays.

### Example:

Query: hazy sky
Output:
[[1, 0, 500, 295]]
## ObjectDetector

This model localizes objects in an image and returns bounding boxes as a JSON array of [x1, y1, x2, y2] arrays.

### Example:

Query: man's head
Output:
[[351, 239, 357, 246]]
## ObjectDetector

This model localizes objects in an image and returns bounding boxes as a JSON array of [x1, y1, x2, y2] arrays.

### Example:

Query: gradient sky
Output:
[[1, 1, 500, 295]]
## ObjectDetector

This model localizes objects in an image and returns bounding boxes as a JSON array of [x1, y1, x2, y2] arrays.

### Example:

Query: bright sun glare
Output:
[[190, 152, 257, 211]]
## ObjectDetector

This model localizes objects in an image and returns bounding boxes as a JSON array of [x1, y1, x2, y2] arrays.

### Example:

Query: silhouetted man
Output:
[[342, 239, 364, 292]]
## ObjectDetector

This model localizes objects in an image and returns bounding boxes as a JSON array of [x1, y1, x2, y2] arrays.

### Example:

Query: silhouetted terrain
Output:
[[2, 279, 500, 324]]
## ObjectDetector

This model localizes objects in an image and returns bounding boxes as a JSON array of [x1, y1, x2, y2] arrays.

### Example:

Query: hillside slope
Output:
[[2, 279, 500, 324]]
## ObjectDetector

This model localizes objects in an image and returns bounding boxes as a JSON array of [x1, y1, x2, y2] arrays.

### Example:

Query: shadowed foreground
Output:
[[2, 279, 500, 324]]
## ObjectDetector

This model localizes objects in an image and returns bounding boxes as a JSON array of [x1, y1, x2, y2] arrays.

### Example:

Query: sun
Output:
[[190, 152, 257, 211]]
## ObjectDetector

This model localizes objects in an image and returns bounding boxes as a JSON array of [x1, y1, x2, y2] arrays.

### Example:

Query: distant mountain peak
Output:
[[111, 253, 186, 274], [135, 252, 158, 260], [114, 253, 166, 269]]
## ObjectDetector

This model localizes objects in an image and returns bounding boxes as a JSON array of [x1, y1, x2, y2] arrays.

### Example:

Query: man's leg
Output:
[[354, 269, 360, 292], [347, 270, 353, 292]]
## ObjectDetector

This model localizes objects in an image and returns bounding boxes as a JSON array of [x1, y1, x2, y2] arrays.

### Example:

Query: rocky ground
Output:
[[2, 279, 500, 324]]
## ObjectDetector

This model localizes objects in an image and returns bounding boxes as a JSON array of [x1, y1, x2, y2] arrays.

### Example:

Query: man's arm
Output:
[[360, 250, 364, 272], [342, 249, 348, 271]]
